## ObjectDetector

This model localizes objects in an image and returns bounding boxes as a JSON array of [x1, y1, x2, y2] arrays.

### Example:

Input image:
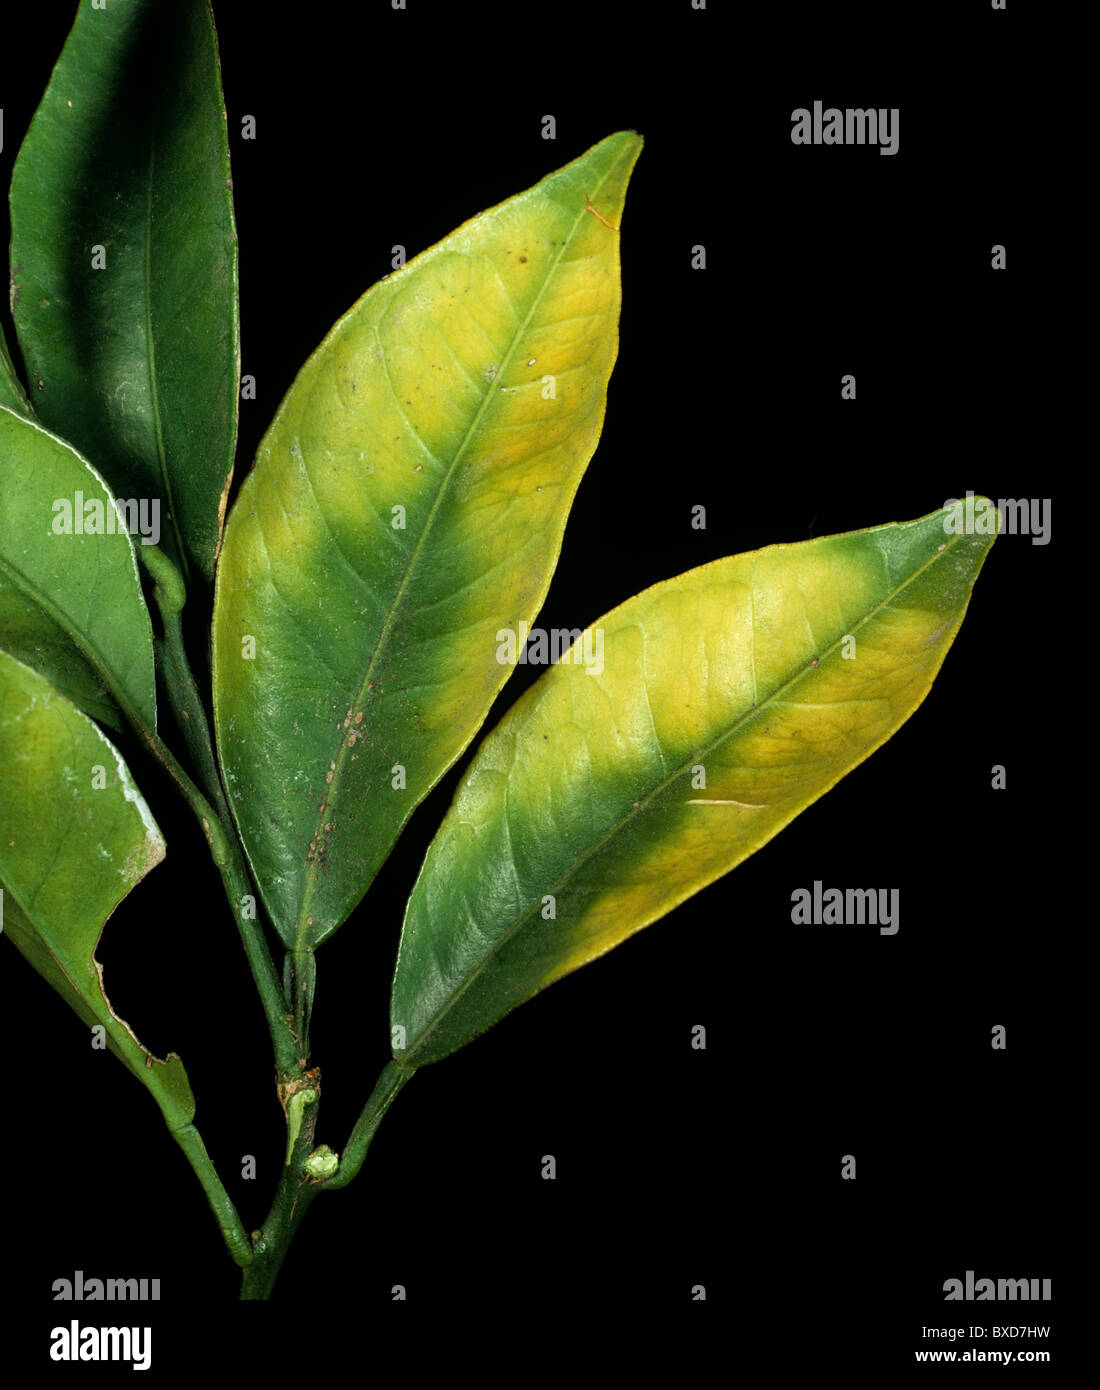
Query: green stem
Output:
[[140, 544, 231, 823], [239, 1061, 414, 1298], [142, 726, 299, 1072], [134, 545, 322, 1293], [133, 546, 299, 1072], [288, 948, 316, 1059], [171, 1122, 253, 1269], [240, 1086, 323, 1300], [157, 605, 231, 823], [324, 1060, 414, 1191]]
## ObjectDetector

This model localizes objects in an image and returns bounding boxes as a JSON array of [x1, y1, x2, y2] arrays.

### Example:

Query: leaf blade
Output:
[[0, 325, 31, 416], [0, 650, 192, 1130], [0, 575, 121, 731], [0, 406, 156, 730], [214, 131, 643, 948], [391, 503, 999, 1066], [9, 0, 239, 582]]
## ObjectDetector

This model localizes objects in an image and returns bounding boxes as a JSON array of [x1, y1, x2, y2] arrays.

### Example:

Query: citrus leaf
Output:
[[214, 131, 643, 950], [0, 649, 193, 1131], [9, 0, 239, 584], [0, 576, 121, 731], [0, 326, 31, 416], [0, 406, 156, 731], [391, 502, 999, 1066]]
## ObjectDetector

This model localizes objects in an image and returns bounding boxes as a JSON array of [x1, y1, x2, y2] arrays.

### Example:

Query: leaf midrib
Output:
[[141, 110, 188, 583], [292, 152, 629, 950], [0, 552, 149, 733], [402, 527, 976, 1061]]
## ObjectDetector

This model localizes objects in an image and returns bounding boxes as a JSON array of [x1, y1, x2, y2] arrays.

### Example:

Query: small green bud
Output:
[[139, 545, 186, 614], [304, 1145, 339, 1179]]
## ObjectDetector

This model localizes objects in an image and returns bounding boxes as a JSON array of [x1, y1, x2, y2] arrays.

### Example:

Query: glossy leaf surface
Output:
[[392, 503, 998, 1065], [0, 406, 155, 730], [10, 0, 239, 583], [214, 132, 643, 949], [0, 649, 193, 1130]]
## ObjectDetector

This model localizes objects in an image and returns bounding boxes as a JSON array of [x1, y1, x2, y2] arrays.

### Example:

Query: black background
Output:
[[0, 0, 1074, 1374]]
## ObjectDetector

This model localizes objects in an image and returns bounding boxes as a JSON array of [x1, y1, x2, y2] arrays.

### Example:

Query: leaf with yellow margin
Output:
[[391, 501, 998, 1066], [213, 132, 643, 950]]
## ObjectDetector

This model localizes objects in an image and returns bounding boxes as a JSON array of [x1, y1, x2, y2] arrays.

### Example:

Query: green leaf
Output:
[[0, 649, 193, 1131], [0, 406, 156, 731], [391, 502, 999, 1066], [214, 131, 643, 950], [0, 576, 121, 732], [0, 325, 31, 416], [9, 0, 239, 584]]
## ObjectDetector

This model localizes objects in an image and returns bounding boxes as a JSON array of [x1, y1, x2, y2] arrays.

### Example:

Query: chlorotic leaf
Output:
[[391, 502, 999, 1066], [214, 131, 643, 949], [9, 0, 239, 583], [0, 650, 193, 1131], [0, 406, 155, 731]]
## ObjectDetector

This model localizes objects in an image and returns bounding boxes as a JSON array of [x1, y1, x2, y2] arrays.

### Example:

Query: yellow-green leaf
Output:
[[0, 650, 193, 1130], [213, 132, 643, 950], [391, 502, 999, 1066]]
